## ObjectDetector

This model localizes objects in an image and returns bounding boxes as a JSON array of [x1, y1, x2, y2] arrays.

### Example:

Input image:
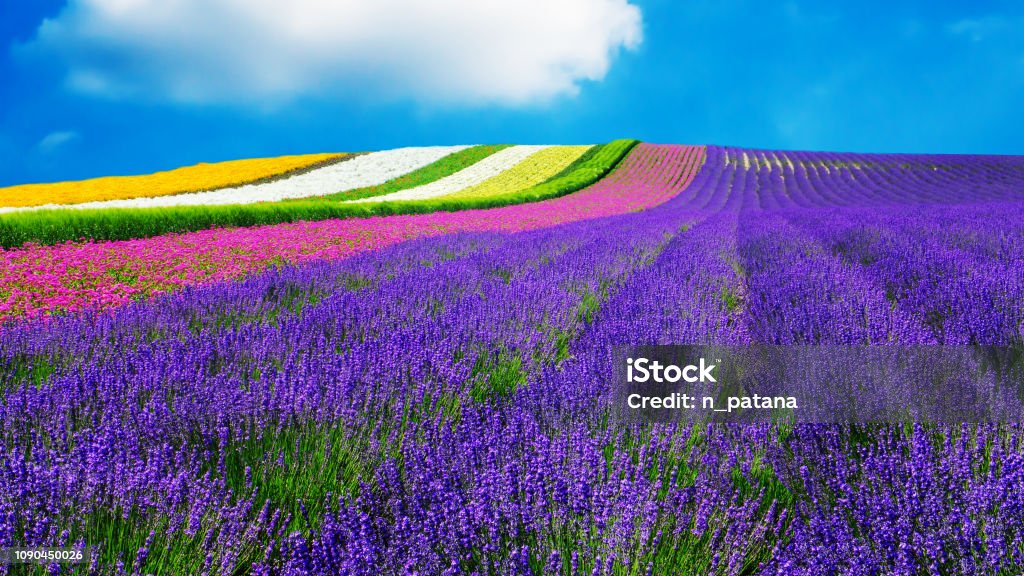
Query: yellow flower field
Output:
[[0, 153, 345, 208], [441, 145, 592, 200]]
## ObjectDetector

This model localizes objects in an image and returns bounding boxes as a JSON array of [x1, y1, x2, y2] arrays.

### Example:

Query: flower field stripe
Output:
[[345, 145, 548, 203], [0, 146, 467, 213], [312, 144, 510, 202], [438, 145, 592, 200], [541, 140, 605, 180], [0, 144, 699, 322], [0, 140, 638, 248], [0, 152, 347, 208]]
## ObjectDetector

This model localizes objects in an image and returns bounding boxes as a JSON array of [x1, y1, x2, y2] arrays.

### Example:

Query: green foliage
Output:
[[544, 141, 604, 180], [576, 289, 601, 324], [469, 352, 529, 403], [1, 354, 56, 390], [720, 285, 740, 313], [0, 140, 637, 248]]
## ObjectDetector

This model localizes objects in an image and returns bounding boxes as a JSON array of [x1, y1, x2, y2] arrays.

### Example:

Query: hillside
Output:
[[1, 142, 1023, 573]]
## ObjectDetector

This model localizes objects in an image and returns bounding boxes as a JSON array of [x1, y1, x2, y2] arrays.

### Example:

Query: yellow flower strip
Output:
[[0, 153, 345, 208], [440, 145, 593, 200]]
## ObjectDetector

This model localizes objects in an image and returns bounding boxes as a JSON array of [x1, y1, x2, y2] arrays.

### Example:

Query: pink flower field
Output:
[[0, 144, 704, 322]]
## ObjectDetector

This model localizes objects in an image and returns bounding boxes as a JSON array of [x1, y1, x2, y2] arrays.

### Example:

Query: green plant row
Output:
[[0, 140, 638, 248], [544, 140, 605, 180], [311, 144, 511, 202]]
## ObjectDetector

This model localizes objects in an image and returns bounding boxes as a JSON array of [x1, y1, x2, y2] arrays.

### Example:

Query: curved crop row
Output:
[[1, 146, 466, 213], [346, 145, 548, 203], [0, 153, 347, 208], [313, 144, 510, 202], [0, 143, 695, 322], [712, 146, 1024, 208], [440, 145, 592, 201], [0, 140, 637, 248]]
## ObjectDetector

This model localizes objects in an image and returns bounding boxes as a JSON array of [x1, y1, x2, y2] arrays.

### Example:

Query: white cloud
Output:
[[24, 0, 643, 107], [37, 131, 80, 153]]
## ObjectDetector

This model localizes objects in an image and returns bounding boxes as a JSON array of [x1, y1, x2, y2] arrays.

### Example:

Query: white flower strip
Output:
[[0, 146, 469, 213], [346, 145, 549, 203]]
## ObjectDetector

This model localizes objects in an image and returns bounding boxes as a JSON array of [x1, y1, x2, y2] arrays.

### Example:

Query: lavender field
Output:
[[2, 144, 1024, 574]]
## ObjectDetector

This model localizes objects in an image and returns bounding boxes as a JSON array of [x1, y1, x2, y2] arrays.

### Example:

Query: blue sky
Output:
[[1, 0, 1022, 186]]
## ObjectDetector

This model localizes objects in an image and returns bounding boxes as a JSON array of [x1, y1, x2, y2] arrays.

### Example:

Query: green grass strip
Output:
[[310, 144, 511, 202], [544, 141, 605, 181], [0, 140, 638, 249]]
